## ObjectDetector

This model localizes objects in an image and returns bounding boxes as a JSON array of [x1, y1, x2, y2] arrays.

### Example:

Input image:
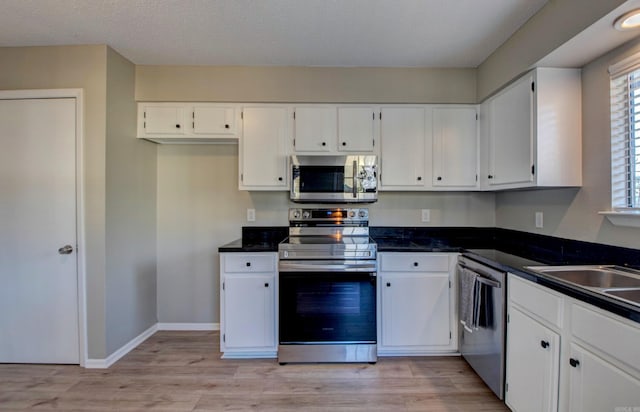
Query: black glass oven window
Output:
[[279, 272, 376, 344], [299, 166, 346, 193], [296, 283, 360, 315]]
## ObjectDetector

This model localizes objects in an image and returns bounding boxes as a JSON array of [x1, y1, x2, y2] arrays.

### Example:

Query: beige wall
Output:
[[0, 45, 158, 359], [495, 37, 640, 249], [0, 45, 109, 358], [136, 66, 477, 103], [477, 0, 627, 100], [157, 145, 248, 323], [105, 48, 158, 354]]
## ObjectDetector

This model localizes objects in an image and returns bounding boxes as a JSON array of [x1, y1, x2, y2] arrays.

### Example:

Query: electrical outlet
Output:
[[247, 208, 256, 222], [421, 209, 431, 223], [535, 212, 543, 228]]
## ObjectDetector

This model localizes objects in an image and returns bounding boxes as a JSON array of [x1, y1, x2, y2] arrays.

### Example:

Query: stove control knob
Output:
[[291, 209, 301, 220], [348, 210, 356, 218], [358, 209, 368, 218], [302, 210, 311, 219]]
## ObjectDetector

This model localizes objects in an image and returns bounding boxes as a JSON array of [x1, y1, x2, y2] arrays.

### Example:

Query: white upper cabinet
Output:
[[481, 68, 582, 190], [432, 106, 479, 189], [137, 102, 239, 143], [379, 106, 428, 190], [239, 106, 290, 190], [192, 105, 237, 135], [486, 74, 533, 187], [380, 105, 478, 191], [293, 105, 376, 154], [337, 106, 376, 152], [140, 104, 188, 136], [293, 106, 336, 152]]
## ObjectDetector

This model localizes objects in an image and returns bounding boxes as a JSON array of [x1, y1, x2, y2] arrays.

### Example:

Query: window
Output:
[[610, 60, 640, 210]]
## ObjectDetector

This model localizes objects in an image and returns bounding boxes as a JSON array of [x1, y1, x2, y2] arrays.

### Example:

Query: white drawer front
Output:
[[509, 275, 563, 328], [380, 253, 449, 272], [224, 253, 276, 273], [571, 303, 640, 373]]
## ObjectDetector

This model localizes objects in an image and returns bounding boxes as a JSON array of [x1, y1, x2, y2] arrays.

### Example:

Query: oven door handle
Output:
[[279, 260, 377, 273]]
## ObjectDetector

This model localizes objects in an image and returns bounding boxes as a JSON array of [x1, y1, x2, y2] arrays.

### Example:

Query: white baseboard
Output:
[[157, 322, 220, 331], [83, 322, 219, 368], [84, 323, 158, 369]]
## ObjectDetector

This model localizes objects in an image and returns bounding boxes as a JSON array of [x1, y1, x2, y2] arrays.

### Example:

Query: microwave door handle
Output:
[[352, 160, 357, 198]]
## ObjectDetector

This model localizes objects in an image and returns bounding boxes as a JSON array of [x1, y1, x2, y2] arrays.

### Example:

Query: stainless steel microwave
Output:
[[290, 155, 378, 203]]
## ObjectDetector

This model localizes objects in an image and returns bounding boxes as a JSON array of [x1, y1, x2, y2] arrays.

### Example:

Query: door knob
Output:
[[58, 245, 74, 255]]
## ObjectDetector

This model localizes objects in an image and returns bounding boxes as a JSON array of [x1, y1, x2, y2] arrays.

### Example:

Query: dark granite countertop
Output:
[[218, 238, 282, 252], [218, 226, 287, 253], [462, 249, 640, 324], [374, 237, 462, 253]]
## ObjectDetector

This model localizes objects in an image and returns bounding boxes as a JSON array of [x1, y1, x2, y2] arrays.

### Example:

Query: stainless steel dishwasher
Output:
[[456, 255, 506, 400]]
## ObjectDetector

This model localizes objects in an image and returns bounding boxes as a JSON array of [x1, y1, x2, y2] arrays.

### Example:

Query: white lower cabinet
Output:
[[568, 343, 640, 412], [566, 302, 640, 411], [219, 253, 277, 358], [377, 253, 457, 355], [507, 274, 640, 411], [506, 306, 560, 412]]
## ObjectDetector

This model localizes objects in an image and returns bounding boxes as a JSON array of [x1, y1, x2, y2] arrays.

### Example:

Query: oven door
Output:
[[279, 270, 377, 344]]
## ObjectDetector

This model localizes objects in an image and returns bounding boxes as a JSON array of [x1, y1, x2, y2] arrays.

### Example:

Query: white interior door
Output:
[[0, 98, 79, 364]]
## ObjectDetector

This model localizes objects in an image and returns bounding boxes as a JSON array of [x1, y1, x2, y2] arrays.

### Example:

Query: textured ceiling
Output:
[[0, 0, 548, 67]]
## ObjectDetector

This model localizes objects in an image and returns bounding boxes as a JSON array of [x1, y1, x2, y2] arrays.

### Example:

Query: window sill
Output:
[[599, 211, 640, 228]]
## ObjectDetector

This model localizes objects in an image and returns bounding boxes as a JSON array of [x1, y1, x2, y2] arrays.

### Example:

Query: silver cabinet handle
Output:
[[352, 160, 357, 198], [58, 245, 74, 255]]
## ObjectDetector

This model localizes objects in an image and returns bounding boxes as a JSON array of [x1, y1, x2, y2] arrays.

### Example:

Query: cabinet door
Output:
[[223, 274, 275, 349], [381, 273, 450, 347], [505, 306, 559, 412], [488, 74, 534, 187], [193, 105, 236, 135], [568, 344, 640, 412], [293, 107, 336, 152], [379, 107, 427, 189], [432, 106, 478, 188], [240, 106, 289, 189], [141, 104, 188, 136], [337, 107, 375, 152]]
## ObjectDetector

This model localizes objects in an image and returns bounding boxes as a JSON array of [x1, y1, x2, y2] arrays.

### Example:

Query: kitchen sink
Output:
[[603, 288, 640, 306], [525, 266, 640, 288], [524, 265, 640, 307]]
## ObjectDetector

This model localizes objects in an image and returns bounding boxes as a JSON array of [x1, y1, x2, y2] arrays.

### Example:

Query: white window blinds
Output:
[[610, 58, 640, 209]]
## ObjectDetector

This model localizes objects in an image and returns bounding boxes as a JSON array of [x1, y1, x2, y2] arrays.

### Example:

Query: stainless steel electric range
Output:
[[277, 208, 377, 364]]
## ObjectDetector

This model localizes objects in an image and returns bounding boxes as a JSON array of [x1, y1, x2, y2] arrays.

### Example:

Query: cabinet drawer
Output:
[[224, 253, 276, 273], [571, 303, 640, 372], [380, 253, 449, 272], [509, 275, 563, 328]]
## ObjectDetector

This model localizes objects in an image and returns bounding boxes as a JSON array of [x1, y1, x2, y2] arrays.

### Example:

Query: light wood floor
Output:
[[0, 331, 509, 411]]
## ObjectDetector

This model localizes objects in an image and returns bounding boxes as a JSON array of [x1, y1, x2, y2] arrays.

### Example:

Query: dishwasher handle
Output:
[[457, 263, 502, 288]]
